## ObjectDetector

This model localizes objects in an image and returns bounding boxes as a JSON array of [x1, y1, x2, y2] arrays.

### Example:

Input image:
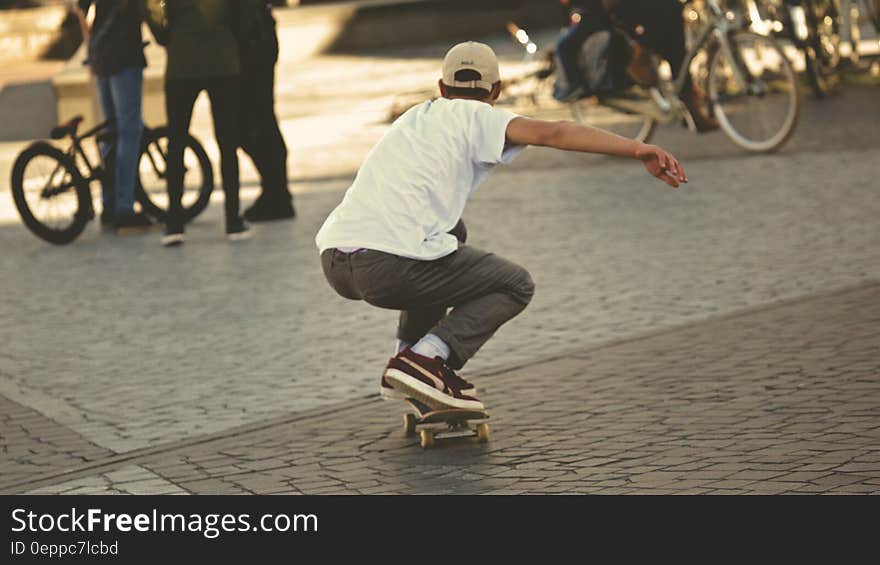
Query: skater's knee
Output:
[[511, 267, 535, 305]]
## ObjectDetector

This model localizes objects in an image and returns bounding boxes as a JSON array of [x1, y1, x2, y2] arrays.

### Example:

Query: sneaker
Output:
[[114, 211, 154, 234], [243, 199, 296, 223], [161, 223, 185, 247], [552, 82, 585, 103], [226, 219, 253, 241], [383, 349, 484, 411], [380, 355, 477, 400], [380, 359, 407, 401]]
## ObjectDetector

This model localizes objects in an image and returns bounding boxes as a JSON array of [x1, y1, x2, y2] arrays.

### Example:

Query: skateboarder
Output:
[[316, 41, 686, 412]]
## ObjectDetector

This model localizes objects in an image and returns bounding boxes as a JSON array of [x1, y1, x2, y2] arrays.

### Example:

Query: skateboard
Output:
[[403, 398, 490, 449]]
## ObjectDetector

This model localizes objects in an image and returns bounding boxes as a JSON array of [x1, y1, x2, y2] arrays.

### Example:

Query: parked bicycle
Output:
[[742, 0, 879, 97], [11, 115, 214, 244], [505, 0, 801, 153]]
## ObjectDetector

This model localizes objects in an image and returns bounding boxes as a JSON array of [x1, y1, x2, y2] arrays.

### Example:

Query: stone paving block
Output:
[[5, 280, 880, 495], [724, 470, 789, 482]]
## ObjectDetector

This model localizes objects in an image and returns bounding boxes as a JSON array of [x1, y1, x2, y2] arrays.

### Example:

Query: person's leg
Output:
[[555, 0, 609, 99], [615, 0, 717, 131], [366, 246, 532, 409], [95, 75, 116, 221], [397, 307, 447, 349], [205, 76, 244, 232], [354, 246, 535, 370], [396, 218, 467, 348], [241, 64, 293, 219], [106, 66, 144, 219], [163, 78, 200, 239]]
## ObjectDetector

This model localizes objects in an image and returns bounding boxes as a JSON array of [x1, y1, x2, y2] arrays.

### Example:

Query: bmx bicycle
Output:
[[10, 115, 214, 244], [505, 0, 802, 152]]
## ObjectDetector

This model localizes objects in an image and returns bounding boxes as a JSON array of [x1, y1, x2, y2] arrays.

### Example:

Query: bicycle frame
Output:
[[35, 122, 111, 202], [59, 120, 167, 196], [673, 0, 750, 97], [66, 120, 113, 185]]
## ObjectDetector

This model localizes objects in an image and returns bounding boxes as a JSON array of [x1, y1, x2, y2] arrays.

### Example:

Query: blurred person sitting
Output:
[[554, 0, 719, 132], [238, 0, 297, 223], [147, 0, 252, 246], [74, 0, 153, 232]]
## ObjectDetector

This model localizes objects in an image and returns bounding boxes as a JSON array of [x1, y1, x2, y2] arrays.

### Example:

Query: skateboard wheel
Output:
[[420, 429, 434, 449], [476, 423, 490, 443], [403, 413, 417, 435]]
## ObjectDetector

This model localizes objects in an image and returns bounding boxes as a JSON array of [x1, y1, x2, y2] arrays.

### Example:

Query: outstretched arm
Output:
[[506, 117, 688, 188]]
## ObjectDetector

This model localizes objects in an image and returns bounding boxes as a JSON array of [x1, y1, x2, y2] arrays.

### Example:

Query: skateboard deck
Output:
[[403, 398, 490, 449]]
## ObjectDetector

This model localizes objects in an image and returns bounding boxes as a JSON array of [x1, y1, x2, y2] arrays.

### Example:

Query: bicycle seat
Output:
[[50, 115, 84, 140]]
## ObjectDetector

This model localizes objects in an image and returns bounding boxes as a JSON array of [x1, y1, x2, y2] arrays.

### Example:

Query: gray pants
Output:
[[321, 246, 535, 369]]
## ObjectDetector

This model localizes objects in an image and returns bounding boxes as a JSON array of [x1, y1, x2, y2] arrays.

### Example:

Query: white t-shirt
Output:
[[315, 97, 524, 260]]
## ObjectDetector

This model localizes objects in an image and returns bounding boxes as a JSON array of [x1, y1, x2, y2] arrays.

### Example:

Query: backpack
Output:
[[237, 1, 279, 67], [577, 28, 634, 96]]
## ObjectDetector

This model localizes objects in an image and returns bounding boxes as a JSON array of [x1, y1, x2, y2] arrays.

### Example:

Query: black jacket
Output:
[[79, 0, 147, 77]]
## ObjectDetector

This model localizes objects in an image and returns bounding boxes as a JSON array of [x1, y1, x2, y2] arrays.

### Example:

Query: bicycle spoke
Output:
[[23, 155, 78, 230]]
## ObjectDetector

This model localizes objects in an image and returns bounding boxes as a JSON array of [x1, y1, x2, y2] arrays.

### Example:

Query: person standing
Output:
[[148, 0, 252, 246], [238, 0, 296, 223], [74, 0, 153, 232]]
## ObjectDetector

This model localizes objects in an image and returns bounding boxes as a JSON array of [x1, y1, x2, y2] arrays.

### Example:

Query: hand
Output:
[[634, 144, 688, 188]]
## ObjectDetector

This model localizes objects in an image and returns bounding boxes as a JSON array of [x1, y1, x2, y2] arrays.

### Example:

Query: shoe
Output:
[[380, 361, 407, 401], [113, 211, 154, 234], [243, 199, 296, 223], [553, 82, 586, 103], [100, 209, 114, 231], [161, 223, 185, 247], [679, 84, 719, 133], [383, 349, 484, 411], [226, 219, 253, 241], [380, 355, 476, 401]]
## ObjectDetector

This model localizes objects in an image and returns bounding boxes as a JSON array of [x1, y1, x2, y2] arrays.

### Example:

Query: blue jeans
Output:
[[96, 66, 144, 217]]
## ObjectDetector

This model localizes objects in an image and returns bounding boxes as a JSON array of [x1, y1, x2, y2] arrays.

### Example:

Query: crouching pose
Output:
[[315, 41, 687, 411]]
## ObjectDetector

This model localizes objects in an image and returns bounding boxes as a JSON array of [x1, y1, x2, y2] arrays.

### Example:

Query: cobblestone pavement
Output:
[[0, 35, 878, 491], [6, 282, 878, 495]]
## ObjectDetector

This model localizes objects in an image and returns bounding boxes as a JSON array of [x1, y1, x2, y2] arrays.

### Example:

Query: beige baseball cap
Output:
[[441, 41, 501, 91]]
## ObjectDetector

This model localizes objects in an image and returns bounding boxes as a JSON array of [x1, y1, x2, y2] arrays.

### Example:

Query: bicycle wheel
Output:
[[135, 126, 214, 223], [569, 96, 657, 143], [11, 142, 91, 244], [708, 30, 801, 153]]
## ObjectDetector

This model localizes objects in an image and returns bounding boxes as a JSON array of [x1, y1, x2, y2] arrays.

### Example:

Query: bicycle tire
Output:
[[135, 126, 214, 223], [708, 30, 801, 153], [569, 98, 657, 143], [11, 141, 91, 244]]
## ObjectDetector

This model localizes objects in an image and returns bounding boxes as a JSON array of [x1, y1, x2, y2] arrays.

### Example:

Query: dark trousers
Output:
[[165, 76, 242, 228], [612, 0, 687, 81], [321, 246, 535, 370], [240, 64, 292, 206], [557, 0, 688, 88], [556, 0, 610, 89]]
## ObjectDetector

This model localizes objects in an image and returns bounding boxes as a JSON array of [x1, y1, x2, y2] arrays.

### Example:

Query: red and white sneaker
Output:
[[383, 349, 484, 411], [380, 355, 476, 400]]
